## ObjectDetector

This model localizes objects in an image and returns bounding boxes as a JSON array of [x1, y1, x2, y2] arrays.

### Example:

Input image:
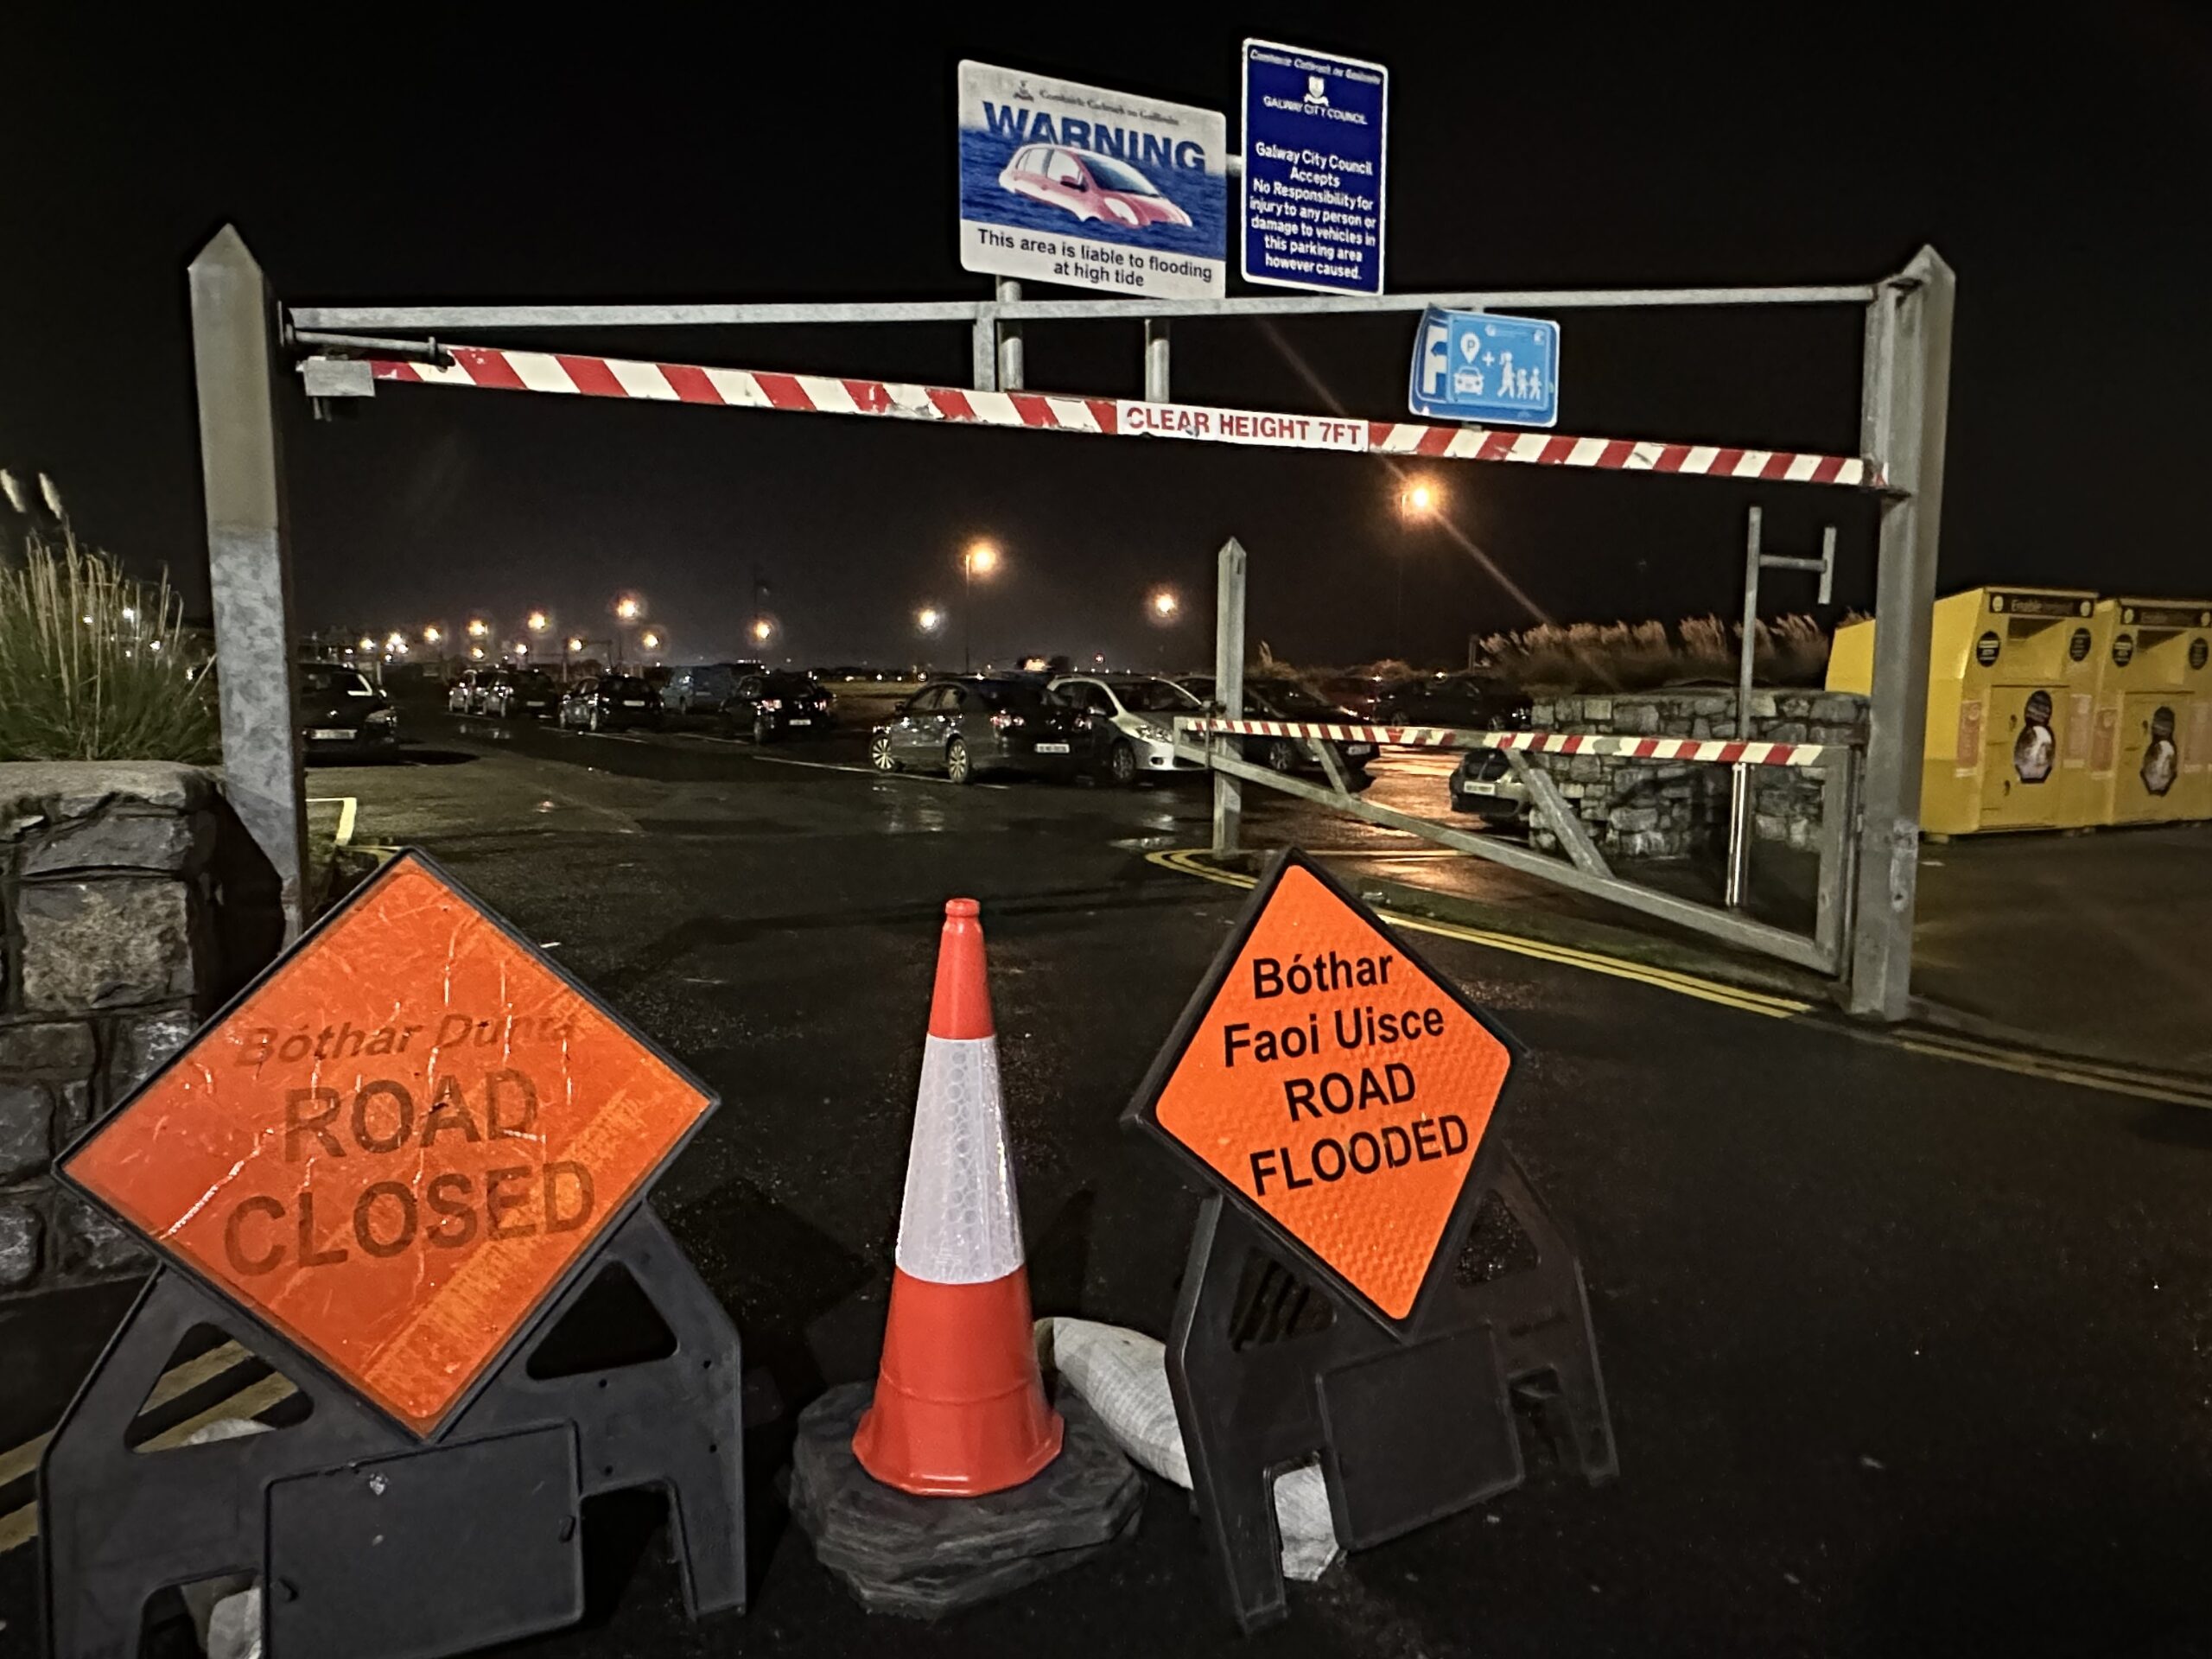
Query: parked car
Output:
[[558, 675, 662, 732], [869, 677, 1089, 784], [996, 145, 1192, 231], [1373, 671, 1531, 732], [1176, 674, 1376, 788], [480, 666, 561, 721], [297, 662, 398, 761], [726, 671, 833, 741], [446, 668, 489, 714], [659, 661, 768, 721], [1449, 747, 1531, 824], [1046, 674, 1206, 787]]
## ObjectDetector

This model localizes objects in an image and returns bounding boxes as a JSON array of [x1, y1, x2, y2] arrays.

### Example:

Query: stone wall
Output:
[[0, 764, 234, 1295], [1522, 690, 1867, 859]]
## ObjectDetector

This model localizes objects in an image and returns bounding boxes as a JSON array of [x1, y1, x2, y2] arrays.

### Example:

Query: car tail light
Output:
[[760, 698, 783, 711], [990, 712, 1025, 731]]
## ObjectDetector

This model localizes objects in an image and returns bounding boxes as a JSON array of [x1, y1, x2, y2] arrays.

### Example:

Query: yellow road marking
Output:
[[1147, 846, 2212, 1105], [0, 1340, 249, 1491], [0, 1368, 296, 1556], [1147, 848, 1808, 1018]]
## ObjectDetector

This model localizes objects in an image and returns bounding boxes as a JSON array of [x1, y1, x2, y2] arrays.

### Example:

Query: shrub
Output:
[[1473, 613, 1834, 693], [0, 492, 219, 763]]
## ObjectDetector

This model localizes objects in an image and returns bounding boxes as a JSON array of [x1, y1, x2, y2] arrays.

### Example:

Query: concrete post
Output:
[[995, 278, 1024, 391], [1211, 538, 1248, 860], [189, 225, 307, 942], [1847, 246, 1955, 1020], [1144, 319, 1171, 403]]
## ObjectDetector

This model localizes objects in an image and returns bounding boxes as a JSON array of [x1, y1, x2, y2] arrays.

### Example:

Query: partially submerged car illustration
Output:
[[997, 145, 1192, 230]]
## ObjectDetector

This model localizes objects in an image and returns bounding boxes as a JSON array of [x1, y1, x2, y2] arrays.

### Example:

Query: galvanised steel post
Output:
[[995, 277, 1024, 391], [190, 225, 308, 941], [1848, 246, 1955, 1020], [1144, 319, 1171, 403], [1211, 538, 1248, 860]]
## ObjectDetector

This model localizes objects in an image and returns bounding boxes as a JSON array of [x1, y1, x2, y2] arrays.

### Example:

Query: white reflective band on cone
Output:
[[893, 1035, 1025, 1284]]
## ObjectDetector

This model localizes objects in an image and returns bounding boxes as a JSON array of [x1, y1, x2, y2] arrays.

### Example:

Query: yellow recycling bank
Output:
[[1828, 585, 2212, 834]]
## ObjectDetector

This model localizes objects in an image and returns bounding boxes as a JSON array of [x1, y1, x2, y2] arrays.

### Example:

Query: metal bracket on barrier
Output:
[[1167, 1160, 1617, 1633], [41, 1204, 745, 1659]]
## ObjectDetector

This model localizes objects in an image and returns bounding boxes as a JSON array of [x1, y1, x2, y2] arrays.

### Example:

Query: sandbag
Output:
[[1037, 1316, 1340, 1581]]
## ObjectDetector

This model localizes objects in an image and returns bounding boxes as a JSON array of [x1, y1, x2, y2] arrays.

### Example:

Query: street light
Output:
[[962, 540, 1001, 671], [614, 595, 642, 622], [916, 605, 943, 634], [1149, 588, 1180, 621], [526, 610, 550, 635], [567, 636, 584, 653], [385, 631, 407, 653], [357, 635, 375, 652], [641, 629, 663, 652], [466, 618, 488, 639], [423, 625, 442, 645], [469, 645, 485, 661], [750, 617, 773, 645], [512, 641, 530, 660], [1395, 478, 1444, 660]]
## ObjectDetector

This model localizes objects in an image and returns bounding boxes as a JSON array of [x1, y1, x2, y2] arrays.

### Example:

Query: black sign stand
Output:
[[1127, 849, 1617, 1632], [41, 1203, 744, 1659]]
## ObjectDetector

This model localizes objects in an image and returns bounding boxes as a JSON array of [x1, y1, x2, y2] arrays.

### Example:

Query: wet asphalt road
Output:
[[8, 713, 2212, 1657]]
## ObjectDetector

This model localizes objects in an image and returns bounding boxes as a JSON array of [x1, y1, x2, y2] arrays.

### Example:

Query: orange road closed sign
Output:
[[62, 851, 715, 1438], [1128, 853, 1514, 1329]]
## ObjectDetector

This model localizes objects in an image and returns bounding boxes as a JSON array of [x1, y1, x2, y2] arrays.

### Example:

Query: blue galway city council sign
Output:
[[1241, 40, 1387, 296], [1408, 306, 1560, 428]]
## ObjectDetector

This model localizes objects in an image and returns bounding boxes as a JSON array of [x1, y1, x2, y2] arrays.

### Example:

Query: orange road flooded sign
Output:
[[1127, 851, 1516, 1332], [61, 850, 715, 1439]]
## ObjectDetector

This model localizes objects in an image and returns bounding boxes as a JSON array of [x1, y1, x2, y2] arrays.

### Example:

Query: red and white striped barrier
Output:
[[363, 346, 1878, 491], [1177, 717, 1843, 767]]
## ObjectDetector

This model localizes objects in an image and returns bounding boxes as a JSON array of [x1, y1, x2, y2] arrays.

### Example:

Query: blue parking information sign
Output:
[[1241, 40, 1387, 296], [1408, 306, 1560, 428]]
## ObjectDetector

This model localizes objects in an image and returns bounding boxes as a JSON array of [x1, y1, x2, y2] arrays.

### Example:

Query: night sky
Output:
[[6, 11, 2209, 670]]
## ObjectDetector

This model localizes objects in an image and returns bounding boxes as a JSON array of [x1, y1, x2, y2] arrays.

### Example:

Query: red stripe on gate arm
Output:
[[1477, 431, 1518, 461], [1809, 454, 1846, 484], [1010, 395, 1058, 428], [1707, 448, 1745, 476], [1653, 443, 1693, 473], [1768, 743, 1797, 765], [1088, 399, 1119, 433], [1536, 435, 1577, 465], [1715, 741, 1748, 764], [1598, 438, 1637, 468], [755, 372, 815, 411], [372, 361, 419, 382], [846, 379, 893, 415], [555, 355, 626, 398], [927, 387, 976, 422], [1634, 737, 1659, 758], [658, 363, 724, 404], [1758, 453, 1796, 480], [1415, 426, 1454, 456], [452, 347, 524, 391]]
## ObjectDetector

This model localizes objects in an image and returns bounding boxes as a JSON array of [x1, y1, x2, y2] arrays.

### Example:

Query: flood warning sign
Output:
[[1128, 854, 1513, 1325], [957, 60, 1227, 299]]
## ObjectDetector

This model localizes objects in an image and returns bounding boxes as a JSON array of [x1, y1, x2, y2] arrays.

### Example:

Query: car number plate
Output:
[[1345, 744, 1375, 758], [308, 728, 354, 741], [786, 717, 811, 726], [1462, 779, 1497, 795], [1033, 742, 1071, 753], [621, 699, 645, 707]]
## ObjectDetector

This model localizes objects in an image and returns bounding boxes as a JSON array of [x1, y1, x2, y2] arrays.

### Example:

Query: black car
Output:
[[558, 675, 662, 732], [480, 666, 561, 721], [1177, 674, 1377, 788], [659, 661, 767, 721], [726, 670, 833, 741], [869, 677, 1088, 784], [1372, 671, 1531, 732], [296, 663, 398, 761]]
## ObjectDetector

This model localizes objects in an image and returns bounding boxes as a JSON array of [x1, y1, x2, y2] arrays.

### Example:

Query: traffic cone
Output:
[[851, 898, 1064, 1497]]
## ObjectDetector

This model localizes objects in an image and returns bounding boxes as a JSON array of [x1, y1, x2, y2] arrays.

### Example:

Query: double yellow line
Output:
[[0, 1344, 297, 1555], [1147, 847, 2212, 1105]]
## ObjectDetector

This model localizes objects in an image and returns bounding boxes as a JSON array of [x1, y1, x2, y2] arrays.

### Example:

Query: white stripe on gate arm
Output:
[[893, 1036, 1026, 1285]]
